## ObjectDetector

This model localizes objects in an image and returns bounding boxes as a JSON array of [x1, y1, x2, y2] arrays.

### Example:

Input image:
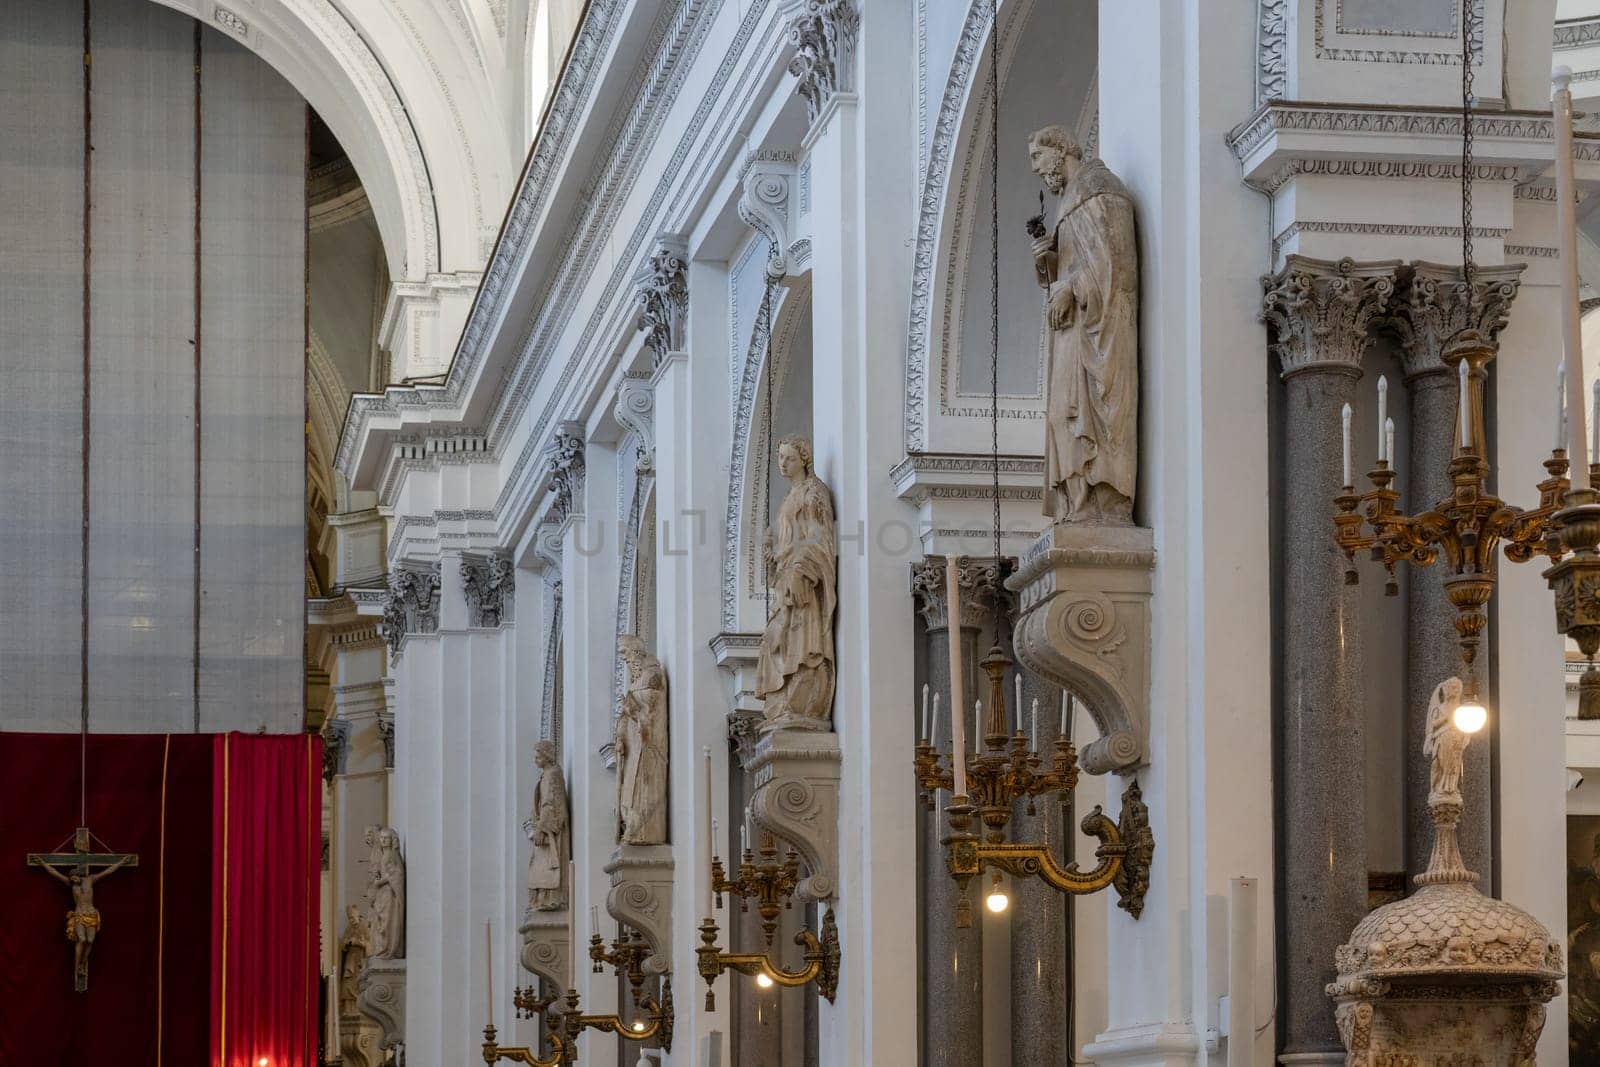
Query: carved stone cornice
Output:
[[322, 718, 351, 783], [787, 0, 859, 126], [909, 555, 1003, 631], [544, 422, 587, 525], [1381, 262, 1524, 380], [635, 239, 688, 366], [381, 564, 442, 655], [1260, 256, 1401, 379], [613, 373, 656, 472], [461, 554, 515, 627], [737, 151, 797, 278]]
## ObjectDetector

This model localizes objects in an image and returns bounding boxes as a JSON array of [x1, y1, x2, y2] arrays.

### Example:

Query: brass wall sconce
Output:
[[695, 910, 840, 1010], [484, 982, 674, 1064], [589, 923, 653, 1005], [512, 982, 560, 1021], [914, 643, 1153, 926], [712, 832, 801, 945], [481, 1023, 568, 1066]]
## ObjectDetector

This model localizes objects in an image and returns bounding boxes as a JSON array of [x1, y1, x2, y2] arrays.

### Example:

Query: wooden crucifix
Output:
[[28, 827, 138, 992]]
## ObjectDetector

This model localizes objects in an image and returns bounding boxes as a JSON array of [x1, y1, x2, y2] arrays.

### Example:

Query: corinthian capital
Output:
[[544, 421, 587, 524], [1260, 255, 1401, 379], [910, 555, 1004, 631], [635, 239, 688, 366], [1383, 262, 1524, 379], [787, 0, 859, 125]]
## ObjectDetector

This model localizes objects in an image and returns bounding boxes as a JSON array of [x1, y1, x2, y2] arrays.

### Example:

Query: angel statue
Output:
[[1423, 676, 1469, 808]]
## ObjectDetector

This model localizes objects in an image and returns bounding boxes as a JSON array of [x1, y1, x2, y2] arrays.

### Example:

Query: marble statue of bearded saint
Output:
[[524, 740, 568, 910], [615, 635, 669, 845], [755, 434, 838, 731], [368, 826, 406, 959], [339, 904, 371, 1016], [1423, 676, 1469, 808], [1028, 124, 1139, 525]]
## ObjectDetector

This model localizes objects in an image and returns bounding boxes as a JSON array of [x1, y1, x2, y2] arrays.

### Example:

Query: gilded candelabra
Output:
[[512, 982, 560, 1020], [589, 923, 652, 1005], [1333, 330, 1600, 710], [695, 909, 841, 1011], [711, 832, 801, 945], [485, 982, 674, 1063], [913, 644, 1153, 926]]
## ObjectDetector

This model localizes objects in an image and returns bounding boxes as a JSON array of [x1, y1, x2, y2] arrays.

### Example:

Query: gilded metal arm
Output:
[[589, 924, 652, 1005], [553, 983, 675, 1053], [481, 1023, 569, 1066], [695, 910, 841, 1011]]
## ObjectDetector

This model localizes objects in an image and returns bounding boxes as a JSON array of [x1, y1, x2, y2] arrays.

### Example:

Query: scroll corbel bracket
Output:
[[747, 728, 841, 902], [604, 844, 675, 975], [1007, 522, 1154, 775], [355, 958, 407, 1054], [517, 907, 571, 993], [737, 151, 798, 280]]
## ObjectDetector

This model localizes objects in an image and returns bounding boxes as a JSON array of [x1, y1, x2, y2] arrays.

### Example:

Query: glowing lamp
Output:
[[1452, 700, 1487, 734]]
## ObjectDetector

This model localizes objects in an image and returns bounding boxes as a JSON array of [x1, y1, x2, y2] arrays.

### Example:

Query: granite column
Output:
[[1261, 255, 1398, 1062]]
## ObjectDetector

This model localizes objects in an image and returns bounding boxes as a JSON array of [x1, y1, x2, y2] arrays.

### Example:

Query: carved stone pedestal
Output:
[[1008, 522, 1154, 774], [747, 727, 841, 901], [519, 905, 571, 992], [606, 843, 675, 974], [340, 1009, 385, 1067], [357, 958, 407, 1064]]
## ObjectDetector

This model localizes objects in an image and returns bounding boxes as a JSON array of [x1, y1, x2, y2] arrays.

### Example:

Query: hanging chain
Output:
[[989, 0, 1002, 574], [1460, 0, 1476, 287]]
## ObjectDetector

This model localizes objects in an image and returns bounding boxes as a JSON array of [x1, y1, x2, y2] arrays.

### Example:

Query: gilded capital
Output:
[[910, 555, 1004, 631], [1260, 255, 1401, 379], [1382, 262, 1524, 380]]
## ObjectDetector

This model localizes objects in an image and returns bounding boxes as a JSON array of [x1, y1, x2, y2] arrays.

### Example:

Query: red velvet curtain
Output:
[[0, 733, 213, 1065], [210, 732, 322, 1067]]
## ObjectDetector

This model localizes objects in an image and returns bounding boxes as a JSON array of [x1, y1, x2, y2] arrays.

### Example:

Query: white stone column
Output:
[[658, 255, 734, 1064], [800, 2, 920, 1060]]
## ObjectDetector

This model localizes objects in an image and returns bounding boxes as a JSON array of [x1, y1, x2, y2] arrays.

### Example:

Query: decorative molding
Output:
[[636, 239, 689, 365], [461, 554, 515, 627], [213, 6, 249, 38], [1379, 262, 1523, 379], [1555, 17, 1600, 49], [1271, 221, 1509, 264], [909, 555, 1004, 631], [1251, 158, 1526, 196], [1504, 244, 1560, 259], [1228, 103, 1563, 166], [890, 451, 1046, 508], [544, 422, 587, 525], [737, 151, 798, 278], [787, 0, 860, 126], [1257, 0, 1288, 104], [1261, 256, 1400, 378], [1313, 0, 1482, 66]]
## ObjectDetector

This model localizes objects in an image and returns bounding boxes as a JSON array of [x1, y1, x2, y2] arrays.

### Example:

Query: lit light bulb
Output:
[[755, 972, 775, 989], [258, 1060, 270, 1067], [632, 1020, 647, 1032], [1453, 700, 1488, 734], [985, 871, 1009, 913]]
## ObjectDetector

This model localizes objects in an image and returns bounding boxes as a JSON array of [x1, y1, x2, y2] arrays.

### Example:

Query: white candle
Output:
[[710, 816, 719, 913], [974, 700, 982, 751], [740, 823, 749, 856], [591, 904, 599, 943], [1559, 362, 1568, 452], [931, 692, 941, 748], [486, 919, 494, 1026], [1014, 675, 1023, 734], [1591, 378, 1598, 460], [946, 556, 968, 797], [1384, 418, 1395, 473], [1376, 375, 1388, 461], [1556, 68, 1593, 489], [1458, 359, 1471, 449], [921, 684, 929, 740], [1060, 690, 1071, 736], [1340, 403, 1352, 487], [1030, 697, 1039, 751], [567, 861, 576, 986]]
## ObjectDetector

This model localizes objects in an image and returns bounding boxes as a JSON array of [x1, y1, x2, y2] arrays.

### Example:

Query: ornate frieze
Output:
[[544, 422, 587, 525], [1257, 0, 1288, 104], [1381, 262, 1523, 379], [636, 240, 688, 365], [462, 554, 515, 627], [787, 0, 860, 125], [1260, 255, 1400, 379], [381, 564, 442, 655], [1556, 16, 1600, 49], [322, 719, 351, 784], [909, 555, 1003, 632]]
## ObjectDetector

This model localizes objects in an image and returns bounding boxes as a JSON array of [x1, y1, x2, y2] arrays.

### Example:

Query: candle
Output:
[[1014, 675, 1023, 734], [946, 556, 968, 797], [1556, 68, 1593, 490], [1559, 362, 1568, 452], [1458, 359, 1470, 449], [974, 700, 982, 751], [740, 823, 749, 856], [931, 692, 941, 748], [1591, 378, 1598, 460], [1376, 375, 1388, 461], [486, 920, 494, 1027], [710, 816, 718, 913], [921, 684, 929, 740], [591, 904, 599, 941], [1340, 403, 1352, 487], [1060, 690, 1070, 736], [567, 860, 575, 986], [1384, 418, 1395, 473], [1030, 697, 1039, 751]]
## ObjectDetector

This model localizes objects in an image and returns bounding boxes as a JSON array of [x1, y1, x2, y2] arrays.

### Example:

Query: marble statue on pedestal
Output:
[[367, 826, 406, 959], [1424, 676, 1468, 807], [1028, 124, 1138, 525], [755, 435, 837, 731], [525, 740, 569, 910], [615, 635, 669, 845], [339, 904, 372, 1016]]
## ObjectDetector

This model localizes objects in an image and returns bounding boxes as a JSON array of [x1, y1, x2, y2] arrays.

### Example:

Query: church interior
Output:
[[8, 0, 1600, 1064]]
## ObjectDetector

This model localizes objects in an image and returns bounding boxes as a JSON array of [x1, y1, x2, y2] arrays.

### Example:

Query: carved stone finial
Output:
[[909, 555, 1003, 631], [462, 555, 515, 627], [544, 422, 587, 525], [636, 241, 688, 365], [787, 0, 859, 125], [1382, 262, 1524, 380], [1260, 256, 1401, 379], [382, 564, 442, 656]]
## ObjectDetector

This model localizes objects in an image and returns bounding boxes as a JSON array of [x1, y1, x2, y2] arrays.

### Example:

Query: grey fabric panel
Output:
[[197, 30, 305, 732], [0, 2, 85, 728], [85, 0, 197, 732]]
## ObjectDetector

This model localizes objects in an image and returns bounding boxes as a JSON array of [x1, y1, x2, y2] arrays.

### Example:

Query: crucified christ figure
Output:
[[36, 854, 133, 988]]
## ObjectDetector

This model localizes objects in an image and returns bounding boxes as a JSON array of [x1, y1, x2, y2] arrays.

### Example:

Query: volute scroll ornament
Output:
[[747, 728, 841, 902]]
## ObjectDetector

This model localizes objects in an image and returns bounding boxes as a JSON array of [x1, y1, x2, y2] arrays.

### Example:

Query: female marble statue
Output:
[[339, 904, 371, 1015], [755, 435, 837, 731], [368, 826, 406, 959], [524, 740, 568, 909], [1027, 124, 1138, 525], [615, 635, 669, 844], [1423, 676, 1468, 807]]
